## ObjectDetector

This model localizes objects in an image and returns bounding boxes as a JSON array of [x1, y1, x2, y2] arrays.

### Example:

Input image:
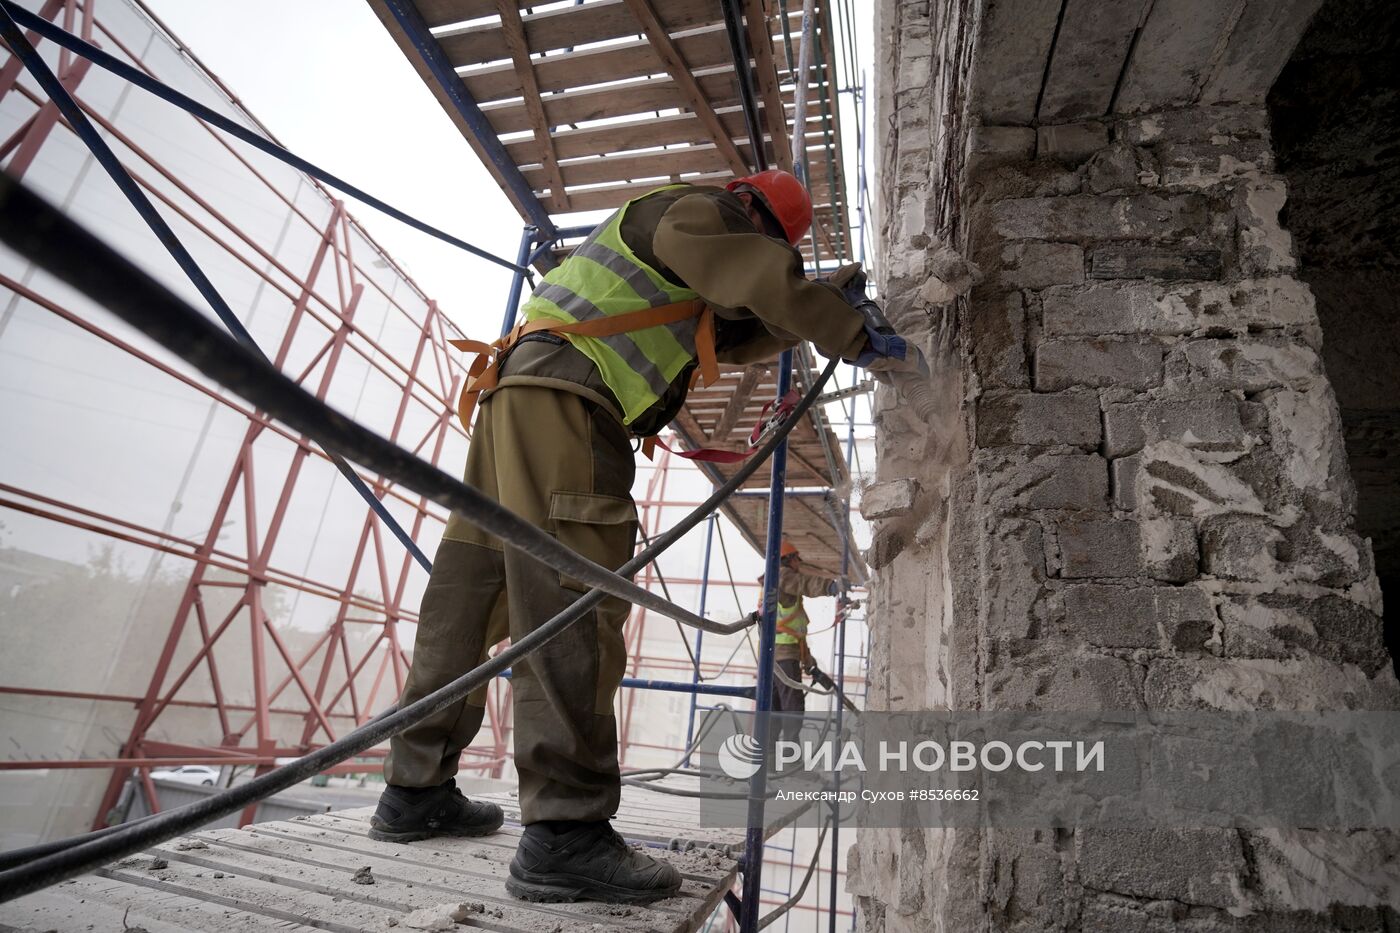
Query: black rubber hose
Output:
[[0, 174, 840, 901]]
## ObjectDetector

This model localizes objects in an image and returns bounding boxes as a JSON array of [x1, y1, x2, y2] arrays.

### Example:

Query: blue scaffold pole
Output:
[[500, 225, 536, 338], [739, 348, 793, 933]]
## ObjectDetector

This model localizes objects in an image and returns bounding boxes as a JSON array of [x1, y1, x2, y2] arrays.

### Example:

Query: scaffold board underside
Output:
[[0, 791, 742, 933], [367, 0, 853, 266]]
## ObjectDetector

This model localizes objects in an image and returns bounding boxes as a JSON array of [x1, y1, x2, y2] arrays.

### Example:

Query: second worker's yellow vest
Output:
[[520, 185, 700, 425], [775, 596, 809, 645]]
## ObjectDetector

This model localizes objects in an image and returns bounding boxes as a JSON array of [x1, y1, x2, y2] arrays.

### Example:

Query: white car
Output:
[[152, 765, 221, 786]]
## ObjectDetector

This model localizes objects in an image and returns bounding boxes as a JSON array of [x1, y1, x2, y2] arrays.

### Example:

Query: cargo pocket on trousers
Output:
[[549, 491, 638, 714]]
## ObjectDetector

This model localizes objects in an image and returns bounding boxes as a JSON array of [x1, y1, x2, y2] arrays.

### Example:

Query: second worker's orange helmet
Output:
[[780, 539, 800, 559], [726, 169, 813, 246]]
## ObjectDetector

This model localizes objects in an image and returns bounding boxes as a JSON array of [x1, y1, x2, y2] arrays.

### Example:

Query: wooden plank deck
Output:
[[367, 0, 853, 263], [0, 787, 742, 933]]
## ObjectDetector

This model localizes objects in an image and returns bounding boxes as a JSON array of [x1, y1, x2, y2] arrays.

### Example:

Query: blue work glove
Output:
[[852, 323, 907, 369], [826, 262, 867, 306]]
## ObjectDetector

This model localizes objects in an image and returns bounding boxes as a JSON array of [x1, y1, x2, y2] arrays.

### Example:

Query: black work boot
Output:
[[506, 820, 682, 904], [368, 779, 504, 842]]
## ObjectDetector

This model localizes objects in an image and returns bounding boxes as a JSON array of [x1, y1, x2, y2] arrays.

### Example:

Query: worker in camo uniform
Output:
[[369, 170, 912, 905], [770, 538, 842, 747]]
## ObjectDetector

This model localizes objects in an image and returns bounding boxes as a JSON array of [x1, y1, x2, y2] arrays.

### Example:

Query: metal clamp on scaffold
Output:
[[749, 388, 803, 450]]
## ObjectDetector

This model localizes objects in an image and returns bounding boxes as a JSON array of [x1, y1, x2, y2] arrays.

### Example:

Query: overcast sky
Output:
[[141, 0, 542, 338]]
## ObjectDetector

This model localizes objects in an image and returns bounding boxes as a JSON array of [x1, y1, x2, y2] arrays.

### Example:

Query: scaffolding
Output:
[[0, 0, 874, 928]]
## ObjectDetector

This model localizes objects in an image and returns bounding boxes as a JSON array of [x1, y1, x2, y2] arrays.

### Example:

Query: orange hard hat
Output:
[[780, 539, 800, 558], [726, 169, 813, 246]]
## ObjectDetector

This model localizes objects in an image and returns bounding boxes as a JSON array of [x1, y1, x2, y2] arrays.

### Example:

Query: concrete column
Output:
[[852, 2, 1400, 929]]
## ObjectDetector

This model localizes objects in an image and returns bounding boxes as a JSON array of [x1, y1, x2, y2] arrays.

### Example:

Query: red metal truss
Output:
[[0, 0, 511, 830]]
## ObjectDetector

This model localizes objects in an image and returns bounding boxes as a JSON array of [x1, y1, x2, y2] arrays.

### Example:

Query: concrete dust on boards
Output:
[[265, 810, 738, 930], [211, 821, 706, 931], [0, 874, 318, 933], [252, 817, 712, 923], [0, 814, 735, 933]]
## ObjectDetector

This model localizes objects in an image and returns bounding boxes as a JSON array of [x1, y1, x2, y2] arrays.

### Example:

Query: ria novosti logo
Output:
[[717, 732, 765, 779]]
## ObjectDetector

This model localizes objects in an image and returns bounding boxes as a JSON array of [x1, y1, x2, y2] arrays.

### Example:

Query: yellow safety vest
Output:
[[520, 185, 702, 425], [775, 596, 809, 645]]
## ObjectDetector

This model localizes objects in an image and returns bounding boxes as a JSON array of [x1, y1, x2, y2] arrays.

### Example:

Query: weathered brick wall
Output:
[[851, 2, 1400, 930]]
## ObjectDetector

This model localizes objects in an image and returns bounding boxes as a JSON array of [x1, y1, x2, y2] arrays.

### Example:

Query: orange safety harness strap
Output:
[[447, 299, 719, 433]]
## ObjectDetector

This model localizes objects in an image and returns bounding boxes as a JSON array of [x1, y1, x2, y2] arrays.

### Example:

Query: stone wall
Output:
[[850, 2, 1400, 929]]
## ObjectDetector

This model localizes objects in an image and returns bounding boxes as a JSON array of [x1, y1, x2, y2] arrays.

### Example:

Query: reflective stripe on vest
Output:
[[520, 185, 700, 424], [775, 597, 808, 645]]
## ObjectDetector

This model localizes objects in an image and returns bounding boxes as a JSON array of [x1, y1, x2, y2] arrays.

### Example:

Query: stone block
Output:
[[1111, 454, 1141, 510], [988, 193, 1210, 242], [1119, 104, 1269, 145], [1088, 245, 1222, 281], [1135, 442, 1267, 520], [1139, 517, 1199, 583], [1042, 283, 1195, 337], [1157, 139, 1272, 188], [972, 162, 1085, 202], [970, 0, 1063, 124], [860, 479, 920, 520], [966, 125, 1036, 175], [1035, 339, 1164, 391], [1036, 121, 1109, 163], [1283, 522, 1367, 589], [1103, 395, 1245, 458], [1262, 386, 1350, 506], [1217, 596, 1297, 661], [1052, 509, 1198, 582], [1147, 656, 1400, 710], [1168, 338, 1320, 392], [986, 652, 1143, 711], [894, 51, 931, 94], [1077, 828, 1243, 909], [976, 391, 1101, 448], [1201, 516, 1284, 582], [975, 450, 1109, 512], [1152, 733, 1265, 821], [1219, 594, 1390, 677], [1050, 517, 1141, 578], [1064, 584, 1213, 648], [998, 242, 1084, 289], [919, 245, 981, 306], [1084, 141, 1157, 194], [1041, 278, 1317, 338], [968, 289, 1028, 387], [983, 519, 1056, 641], [1220, 277, 1318, 332]]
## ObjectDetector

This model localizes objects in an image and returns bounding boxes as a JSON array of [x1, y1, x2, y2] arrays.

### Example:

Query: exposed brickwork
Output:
[[850, 1, 1400, 928]]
